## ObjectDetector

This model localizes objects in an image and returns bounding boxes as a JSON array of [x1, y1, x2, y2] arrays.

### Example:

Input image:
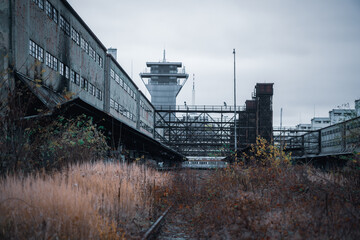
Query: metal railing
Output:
[[141, 68, 187, 74], [154, 105, 246, 112]]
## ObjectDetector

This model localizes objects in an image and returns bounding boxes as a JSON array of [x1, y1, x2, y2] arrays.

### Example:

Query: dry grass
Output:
[[0, 161, 173, 239], [170, 164, 360, 239]]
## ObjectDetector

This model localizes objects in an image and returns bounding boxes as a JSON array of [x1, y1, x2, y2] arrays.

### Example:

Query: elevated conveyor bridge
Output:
[[154, 105, 245, 157]]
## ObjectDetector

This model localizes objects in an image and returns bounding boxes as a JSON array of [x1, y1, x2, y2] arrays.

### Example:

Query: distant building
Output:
[[292, 99, 358, 132], [329, 109, 356, 125], [356, 99, 360, 117], [238, 83, 274, 148], [311, 117, 330, 130], [295, 124, 312, 131], [140, 51, 189, 109]]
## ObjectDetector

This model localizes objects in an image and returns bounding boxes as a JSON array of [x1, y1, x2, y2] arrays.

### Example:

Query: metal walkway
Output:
[[154, 105, 242, 157]]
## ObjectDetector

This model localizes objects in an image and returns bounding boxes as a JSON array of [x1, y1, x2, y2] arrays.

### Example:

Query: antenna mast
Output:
[[192, 74, 195, 105]]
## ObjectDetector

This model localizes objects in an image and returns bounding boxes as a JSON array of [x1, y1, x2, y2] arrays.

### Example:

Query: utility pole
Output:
[[280, 108, 283, 161], [233, 49, 237, 153]]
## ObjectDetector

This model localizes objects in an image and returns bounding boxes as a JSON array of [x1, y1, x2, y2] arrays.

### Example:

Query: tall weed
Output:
[[0, 161, 172, 239]]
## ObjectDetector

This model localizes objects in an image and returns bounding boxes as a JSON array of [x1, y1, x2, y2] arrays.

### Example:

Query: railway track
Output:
[[141, 206, 172, 240], [142, 205, 192, 240]]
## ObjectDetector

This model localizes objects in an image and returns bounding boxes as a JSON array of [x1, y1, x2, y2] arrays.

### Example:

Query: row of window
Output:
[[29, 40, 44, 62], [45, 0, 58, 23], [110, 98, 136, 122], [322, 140, 341, 148], [31, 0, 103, 68], [321, 127, 341, 137], [60, 15, 70, 36], [70, 70, 102, 100], [29, 39, 102, 101], [71, 27, 103, 68], [110, 69, 136, 99], [45, 52, 58, 71], [314, 120, 330, 124]]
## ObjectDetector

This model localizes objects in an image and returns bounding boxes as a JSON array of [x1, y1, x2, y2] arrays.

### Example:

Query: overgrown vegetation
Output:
[[0, 161, 172, 239], [169, 137, 360, 239], [0, 110, 109, 174]]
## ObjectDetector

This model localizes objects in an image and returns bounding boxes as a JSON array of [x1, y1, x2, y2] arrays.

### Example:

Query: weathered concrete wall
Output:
[[0, 0, 11, 106], [139, 91, 155, 137], [12, 0, 106, 111], [108, 57, 138, 129], [1, 0, 158, 142]]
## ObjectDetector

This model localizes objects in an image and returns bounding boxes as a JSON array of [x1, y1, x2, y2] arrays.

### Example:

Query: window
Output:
[[110, 98, 115, 109], [80, 38, 89, 53], [45, 52, 58, 71], [81, 77, 88, 91], [97, 54, 103, 68], [75, 73, 80, 85], [120, 77, 123, 87], [110, 69, 115, 79], [29, 40, 44, 62], [70, 70, 75, 83], [45, 1, 51, 15], [59, 61, 64, 75], [59, 15, 70, 36], [99, 57, 103, 68], [88, 83, 93, 94], [71, 28, 80, 45], [115, 74, 120, 84], [65, 66, 70, 79], [96, 88, 102, 100], [89, 83, 96, 96], [53, 58, 58, 71], [32, 0, 44, 10], [53, 7, 58, 23], [85, 42, 89, 54], [89, 46, 96, 60], [114, 102, 119, 112], [45, 1, 58, 24]]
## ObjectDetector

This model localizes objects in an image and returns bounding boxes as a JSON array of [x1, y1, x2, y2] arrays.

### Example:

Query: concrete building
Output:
[[355, 99, 360, 117], [140, 51, 189, 109], [310, 117, 330, 130], [0, 0, 183, 161], [107, 54, 139, 129], [295, 124, 312, 131], [329, 109, 356, 125], [1, 0, 106, 111]]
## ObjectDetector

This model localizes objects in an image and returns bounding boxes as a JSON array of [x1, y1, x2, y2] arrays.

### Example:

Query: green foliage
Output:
[[29, 114, 109, 170], [1, 112, 110, 173]]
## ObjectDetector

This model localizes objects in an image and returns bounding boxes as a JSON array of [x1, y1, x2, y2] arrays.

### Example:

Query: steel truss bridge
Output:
[[154, 105, 244, 157]]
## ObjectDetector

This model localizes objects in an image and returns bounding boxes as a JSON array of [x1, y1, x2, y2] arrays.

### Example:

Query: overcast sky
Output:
[[68, 0, 360, 127]]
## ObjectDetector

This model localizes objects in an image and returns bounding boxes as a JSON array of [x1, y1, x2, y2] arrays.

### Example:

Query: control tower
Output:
[[140, 51, 189, 110]]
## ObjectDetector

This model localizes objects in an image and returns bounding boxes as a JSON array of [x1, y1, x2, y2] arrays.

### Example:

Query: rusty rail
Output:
[[142, 205, 172, 240]]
